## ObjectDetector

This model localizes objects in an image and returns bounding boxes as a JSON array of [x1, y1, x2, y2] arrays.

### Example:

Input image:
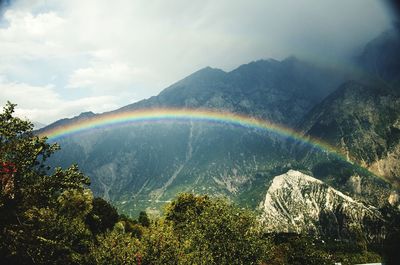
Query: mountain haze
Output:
[[300, 30, 400, 189], [117, 57, 346, 126]]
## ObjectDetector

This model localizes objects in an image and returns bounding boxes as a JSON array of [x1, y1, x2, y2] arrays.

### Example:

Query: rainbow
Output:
[[40, 107, 397, 184], [40, 107, 345, 159]]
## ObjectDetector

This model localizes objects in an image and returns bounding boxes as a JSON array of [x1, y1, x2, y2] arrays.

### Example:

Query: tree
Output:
[[0, 102, 93, 264], [382, 205, 400, 265], [140, 220, 181, 265], [138, 211, 150, 227], [276, 234, 332, 265], [88, 230, 142, 265], [164, 193, 271, 265], [86, 197, 119, 235]]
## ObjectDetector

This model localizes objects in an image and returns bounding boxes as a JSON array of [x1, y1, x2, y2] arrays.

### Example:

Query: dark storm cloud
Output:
[[386, 0, 400, 29], [0, 0, 11, 14]]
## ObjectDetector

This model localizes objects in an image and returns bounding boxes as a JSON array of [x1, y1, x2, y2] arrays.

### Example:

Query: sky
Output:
[[0, 0, 394, 124]]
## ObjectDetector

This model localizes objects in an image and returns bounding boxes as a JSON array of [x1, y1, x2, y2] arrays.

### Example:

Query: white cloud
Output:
[[68, 62, 152, 93], [0, 79, 119, 124], [0, 10, 70, 60]]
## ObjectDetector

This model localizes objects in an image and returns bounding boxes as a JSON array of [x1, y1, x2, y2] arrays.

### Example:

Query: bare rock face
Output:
[[299, 80, 400, 187], [260, 170, 385, 241], [299, 30, 400, 186], [368, 144, 400, 183]]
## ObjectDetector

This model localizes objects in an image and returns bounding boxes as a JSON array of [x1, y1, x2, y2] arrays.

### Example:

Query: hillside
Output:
[[41, 57, 347, 215], [299, 30, 400, 193]]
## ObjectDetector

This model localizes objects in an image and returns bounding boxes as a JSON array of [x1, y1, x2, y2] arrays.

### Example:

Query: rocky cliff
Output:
[[260, 170, 386, 241]]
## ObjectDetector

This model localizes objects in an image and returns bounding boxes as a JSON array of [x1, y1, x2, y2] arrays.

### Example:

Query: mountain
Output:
[[38, 29, 400, 224], [41, 57, 347, 216], [299, 29, 400, 193], [357, 29, 400, 88], [260, 170, 385, 241], [300, 81, 400, 184], [32, 121, 47, 129], [117, 57, 345, 126], [35, 28, 400, 248]]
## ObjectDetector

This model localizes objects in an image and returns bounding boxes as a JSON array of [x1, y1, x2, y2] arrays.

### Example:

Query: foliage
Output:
[[268, 233, 384, 265], [86, 197, 119, 235], [140, 220, 181, 265], [90, 194, 274, 265], [0, 102, 92, 264], [268, 234, 333, 265], [87, 230, 142, 265], [381, 204, 400, 265], [332, 251, 382, 265], [138, 211, 150, 227], [17, 207, 92, 264], [165, 193, 271, 265], [118, 214, 145, 238]]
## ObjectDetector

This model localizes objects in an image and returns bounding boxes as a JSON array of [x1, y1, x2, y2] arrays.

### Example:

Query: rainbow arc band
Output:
[[39, 108, 386, 182], [39, 108, 345, 158]]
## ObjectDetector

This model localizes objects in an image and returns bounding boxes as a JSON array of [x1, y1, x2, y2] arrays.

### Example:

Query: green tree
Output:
[[0, 102, 93, 264], [140, 220, 181, 265], [138, 211, 150, 227], [282, 235, 332, 265], [86, 197, 119, 235], [382, 205, 400, 265], [118, 214, 145, 238], [164, 193, 271, 265], [88, 229, 142, 265]]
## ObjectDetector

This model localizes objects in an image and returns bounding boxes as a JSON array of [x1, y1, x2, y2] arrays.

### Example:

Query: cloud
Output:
[[0, 0, 393, 124], [0, 78, 119, 123], [67, 62, 152, 93], [0, 10, 67, 60], [0, 0, 12, 14]]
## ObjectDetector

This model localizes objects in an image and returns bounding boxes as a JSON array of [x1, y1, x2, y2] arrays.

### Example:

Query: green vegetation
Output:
[[0, 102, 93, 264], [0, 102, 395, 264], [86, 197, 119, 235]]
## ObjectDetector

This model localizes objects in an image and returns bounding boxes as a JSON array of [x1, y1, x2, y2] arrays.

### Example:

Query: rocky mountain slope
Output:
[[43, 57, 346, 215], [260, 170, 385, 241], [300, 81, 400, 184], [117, 57, 345, 126], [299, 30, 400, 190]]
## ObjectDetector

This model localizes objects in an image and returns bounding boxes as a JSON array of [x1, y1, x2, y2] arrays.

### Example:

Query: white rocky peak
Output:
[[267, 169, 322, 194], [260, 170, 383, 238], [267, 169, 357, 203]]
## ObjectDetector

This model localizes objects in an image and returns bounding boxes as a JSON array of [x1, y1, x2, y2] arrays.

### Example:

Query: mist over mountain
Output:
[[117, 57, 346, 126], [357, 29, 400, 87], [300, 29, 400, 188], [32, 121, 46, 129]]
